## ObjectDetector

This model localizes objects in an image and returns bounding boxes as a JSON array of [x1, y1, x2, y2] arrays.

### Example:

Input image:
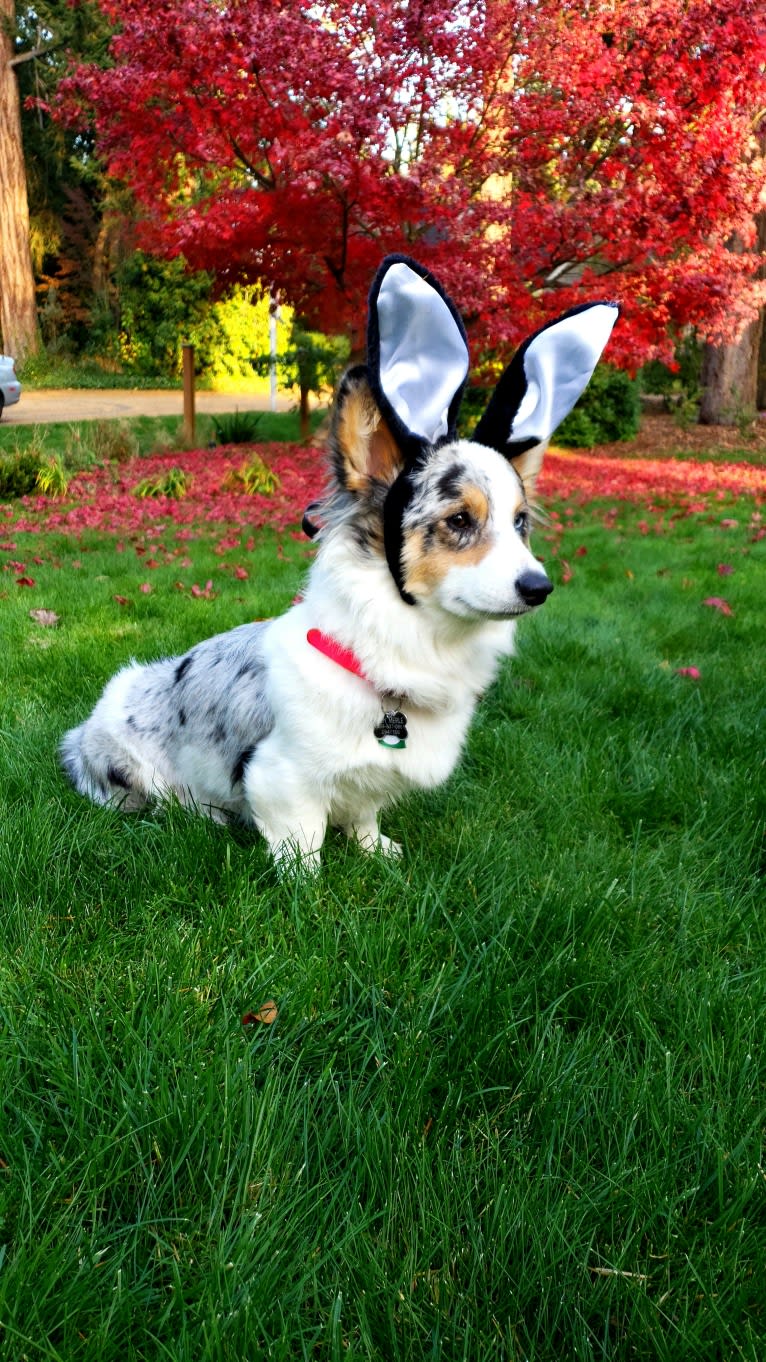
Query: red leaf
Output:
[[190, 579, 216, 599], [702, 596, 733, 616], [676, 666, 701, 679], [15, 576, 35, 587]]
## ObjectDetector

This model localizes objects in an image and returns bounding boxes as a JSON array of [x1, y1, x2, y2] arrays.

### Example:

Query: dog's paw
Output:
[[377, 833, 403, 860], [272, 842, 322, 880], [348, 823, 403, 860]]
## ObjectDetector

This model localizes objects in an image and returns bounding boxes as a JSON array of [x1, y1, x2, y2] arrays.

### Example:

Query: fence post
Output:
[[182, 344, 196, 444]]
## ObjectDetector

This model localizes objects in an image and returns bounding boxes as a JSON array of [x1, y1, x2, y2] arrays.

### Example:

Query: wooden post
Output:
[[182, 344, 196, 444]]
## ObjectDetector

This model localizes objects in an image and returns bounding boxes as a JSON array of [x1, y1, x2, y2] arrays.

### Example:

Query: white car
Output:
[[0, 356, 21, 418]]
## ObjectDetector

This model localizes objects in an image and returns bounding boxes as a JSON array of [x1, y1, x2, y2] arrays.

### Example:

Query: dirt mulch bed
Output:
[[587, 409, 766, 464]]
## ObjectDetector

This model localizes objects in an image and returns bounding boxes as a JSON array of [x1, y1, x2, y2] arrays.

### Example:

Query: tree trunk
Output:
[[699, 214, 766, 425], [0, 0, 39, 361], [758, 309, 766, 411], [299, 381, 311, 441], [698, 315, 763, 425]]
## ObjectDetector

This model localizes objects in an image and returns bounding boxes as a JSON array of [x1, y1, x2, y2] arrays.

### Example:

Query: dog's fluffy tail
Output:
[[60, 723, 111, 805], [59, 723, 147, 810], [60, 724, 91, 793]]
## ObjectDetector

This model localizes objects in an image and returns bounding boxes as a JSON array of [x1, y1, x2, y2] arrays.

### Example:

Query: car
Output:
[[0, 355, 21, 418]]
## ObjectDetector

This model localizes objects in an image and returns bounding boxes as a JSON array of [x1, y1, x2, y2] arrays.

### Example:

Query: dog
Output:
[[60, 256, 617, 872]]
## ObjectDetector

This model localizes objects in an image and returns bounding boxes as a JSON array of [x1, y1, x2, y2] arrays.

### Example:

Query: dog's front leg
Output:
[[266, 818, 327, 876], [244, 755, 327, 875]]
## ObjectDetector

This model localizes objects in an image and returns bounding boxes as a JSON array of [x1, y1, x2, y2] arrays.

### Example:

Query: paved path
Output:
[[3, 388, 293, 425]]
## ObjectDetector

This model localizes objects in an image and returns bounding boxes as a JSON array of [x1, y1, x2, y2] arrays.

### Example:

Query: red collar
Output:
[[307, 628, 367, 681], [307, 628, 409, 748]]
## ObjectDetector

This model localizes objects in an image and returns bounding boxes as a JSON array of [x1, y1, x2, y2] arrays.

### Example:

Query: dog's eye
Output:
[[514, 510, 529, 535], [445, 510, 472, 532]]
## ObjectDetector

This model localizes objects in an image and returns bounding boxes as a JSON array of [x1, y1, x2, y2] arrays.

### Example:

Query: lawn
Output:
[[0, 425, 764, 1360], [0, 409, 325, 466]]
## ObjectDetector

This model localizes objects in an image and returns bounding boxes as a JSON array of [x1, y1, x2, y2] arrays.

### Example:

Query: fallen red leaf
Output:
[[190, 579, 216, 599], [702, 596, 733, 616], [15, 576, 35, 587], [676, 666, 701, 679]]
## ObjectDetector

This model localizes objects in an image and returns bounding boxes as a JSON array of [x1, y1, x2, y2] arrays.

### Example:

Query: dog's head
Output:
[[321, 256, 618, 623]]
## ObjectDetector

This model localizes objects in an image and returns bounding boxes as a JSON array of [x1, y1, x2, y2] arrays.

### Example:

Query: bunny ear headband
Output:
[[368, 253, 618, 460]]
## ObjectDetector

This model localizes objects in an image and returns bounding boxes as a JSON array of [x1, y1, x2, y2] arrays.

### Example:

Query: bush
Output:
[[36, 455, 70, 497], [97, 252, 294, 386], [640, 333, 702, 401], [222, 453, 281, 496], [211, 410, 263, 445], [89, 420, 139, 464], [0, 442, 46, 498], [554, 363, 640, 446], [132, 467, 192, 499]]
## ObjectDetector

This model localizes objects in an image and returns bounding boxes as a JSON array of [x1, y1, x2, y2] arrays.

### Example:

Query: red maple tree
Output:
[[60, 0, 766, 366]]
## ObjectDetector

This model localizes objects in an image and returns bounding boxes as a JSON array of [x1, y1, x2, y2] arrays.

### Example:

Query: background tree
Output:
[[0, 0, 38, 359], [13, 0, 123, 355], [59, 0, 766, 395]]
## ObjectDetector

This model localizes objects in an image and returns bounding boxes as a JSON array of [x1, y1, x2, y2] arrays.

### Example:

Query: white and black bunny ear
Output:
[[473, 302, 619, 455], [367, 255, 470, 460]]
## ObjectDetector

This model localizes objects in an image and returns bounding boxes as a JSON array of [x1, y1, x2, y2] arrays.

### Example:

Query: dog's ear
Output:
[[330, 366, 405, 496], [472, 303, 619, 489], [366, 255, 470, 461]]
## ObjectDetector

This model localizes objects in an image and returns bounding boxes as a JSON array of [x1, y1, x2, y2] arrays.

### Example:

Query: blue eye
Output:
[[514, 510, 529, 535]]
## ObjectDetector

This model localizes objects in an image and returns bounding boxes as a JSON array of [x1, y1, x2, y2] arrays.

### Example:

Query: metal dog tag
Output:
[[374, 709, 408, 750]]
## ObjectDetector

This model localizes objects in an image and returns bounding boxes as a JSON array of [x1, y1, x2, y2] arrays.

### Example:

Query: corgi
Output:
[[60, 256, 617, 872]]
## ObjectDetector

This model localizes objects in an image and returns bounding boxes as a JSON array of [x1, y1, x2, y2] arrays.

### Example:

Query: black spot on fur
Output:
[[214, 720, 227, 744], [179, 708, 187, 727], [126, 714, 137, 730], [232, 746, 256, 787], [175, 655, 193, 684], [352, 518, 382, 556], [236, 661, 256, 680], [107, 764, 132, 790], [437, 463, 463, 502]]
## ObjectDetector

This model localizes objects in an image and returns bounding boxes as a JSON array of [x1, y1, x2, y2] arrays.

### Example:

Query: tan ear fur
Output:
[[334, 374, 404, 494], [510, 440, 547, 499]]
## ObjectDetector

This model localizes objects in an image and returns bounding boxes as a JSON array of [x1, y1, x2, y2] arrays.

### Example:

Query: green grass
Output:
[[16, 352, 178, 390], [0, 409, 326, 464], [17, 354, 269, 395], [1, 502, 764, 1360]]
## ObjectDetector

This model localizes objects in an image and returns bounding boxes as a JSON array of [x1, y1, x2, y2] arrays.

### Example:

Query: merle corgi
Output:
[[61, 256, 617, 871]]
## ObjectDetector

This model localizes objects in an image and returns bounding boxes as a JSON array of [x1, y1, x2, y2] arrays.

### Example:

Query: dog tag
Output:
[[374, 709, 408, 750]]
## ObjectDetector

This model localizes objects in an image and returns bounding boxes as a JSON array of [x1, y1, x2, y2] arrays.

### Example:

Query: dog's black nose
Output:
[[516, 570, 554, 606]]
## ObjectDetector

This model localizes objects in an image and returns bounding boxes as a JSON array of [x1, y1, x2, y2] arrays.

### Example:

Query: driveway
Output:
[[3, 388, 294, 425]]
